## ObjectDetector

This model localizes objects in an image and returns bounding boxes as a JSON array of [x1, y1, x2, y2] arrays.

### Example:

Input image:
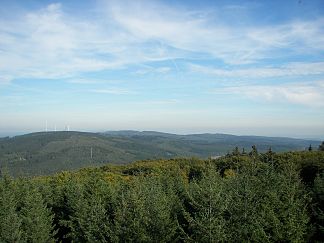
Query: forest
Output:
[[0, 131, 320, 177], [0, 145, 323, 242]]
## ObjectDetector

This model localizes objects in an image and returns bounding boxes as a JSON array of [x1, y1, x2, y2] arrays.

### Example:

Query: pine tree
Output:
[[249, 145, 258, 157], [242, 147, 247, 155], [225, 161, 309, 242], [0, 176, 22, 242], [319, 141, 324, 151], [65, 177, 116, 242], [311, 173, 324, 241], [232, 146, 240, 156], [19, 186, 55, 242], [188, 169, 228, 242]]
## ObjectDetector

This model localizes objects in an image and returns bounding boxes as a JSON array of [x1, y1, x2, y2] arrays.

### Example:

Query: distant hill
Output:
[[0, 131, 321, 177]]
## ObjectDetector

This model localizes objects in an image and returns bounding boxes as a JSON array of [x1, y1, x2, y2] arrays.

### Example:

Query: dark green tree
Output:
[[310, 173, 324, 241], [225, 161, 309, 242], [65, 177, 117, 242], [0, 176, 22, 242], [188, 169, 227, 242], [232, 146, 240, 156], [249, 145, 258, 158], [319, 141, 324, 151], [19, 185, 55, 242]]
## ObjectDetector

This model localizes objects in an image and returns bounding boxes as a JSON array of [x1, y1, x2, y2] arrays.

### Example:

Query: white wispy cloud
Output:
[[105, 1, 324, 64], [90, 88, 136, 95], [0, 75, 13, 85], [134, 66, 171, 75], [0, 1, 323, 82], [0, 3, 124, 81], [210, 80, 324, 107], [189, 62, 324, 78], [66, 78, 123, 84], [133, 99, 180, 106]]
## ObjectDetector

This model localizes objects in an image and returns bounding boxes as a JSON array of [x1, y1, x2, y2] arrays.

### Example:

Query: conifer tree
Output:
[[0, 176, 22, 242], [65, 177, 116, 242], [242, 147, 247, 155], [19, 186, 55, 242], [310, 173, 324, 241], [188, 169, 227, 242], [319, 141, 324, 151], [232, 146, 240, 156]]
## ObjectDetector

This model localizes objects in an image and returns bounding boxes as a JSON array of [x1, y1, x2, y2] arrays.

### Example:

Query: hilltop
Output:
[[0, 130, 321, 176]]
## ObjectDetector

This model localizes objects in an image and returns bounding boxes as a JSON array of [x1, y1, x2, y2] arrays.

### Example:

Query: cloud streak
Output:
[[0, 1, 323, 83], [91, 88, 136, 95], [189, 62, 324, 78], [211, 81, 324, 107]]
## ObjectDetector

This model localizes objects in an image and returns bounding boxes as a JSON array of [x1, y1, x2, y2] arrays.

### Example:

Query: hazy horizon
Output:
[[1, 0, 324, 139], [0, 128, 322, 141]]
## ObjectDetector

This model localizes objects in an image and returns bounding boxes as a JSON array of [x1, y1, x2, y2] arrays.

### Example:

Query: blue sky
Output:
[[0, 0, 324, 138]]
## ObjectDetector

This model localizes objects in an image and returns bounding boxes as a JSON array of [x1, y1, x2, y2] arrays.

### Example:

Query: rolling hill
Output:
[[0, 130, 321, 177]]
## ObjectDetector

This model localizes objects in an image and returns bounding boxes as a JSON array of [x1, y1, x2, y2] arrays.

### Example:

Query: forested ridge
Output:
[[0, 131, 320, 177], [1, 147, 324, 242]]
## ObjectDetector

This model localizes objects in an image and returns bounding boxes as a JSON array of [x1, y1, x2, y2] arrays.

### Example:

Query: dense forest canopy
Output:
[[1, 149, 323, 242], [0, 131, 320, 177]]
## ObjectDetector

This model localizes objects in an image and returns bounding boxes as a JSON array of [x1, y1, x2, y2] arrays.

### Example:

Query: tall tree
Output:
[[19, 184, 55, 242], [0, 176, 22, 242], [319, 141, 324, 151], [188, 169, 228, 242]]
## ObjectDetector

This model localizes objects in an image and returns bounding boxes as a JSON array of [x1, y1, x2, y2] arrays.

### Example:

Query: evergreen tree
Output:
[[19, 185, 55, 242], [188, 169, 227, 242], [114, 181, 150, 242], [249, 145, 258, 158], [0, 176, 22, 242], [242, 147, 247, 155], [232, 146, 240, 156], [65, 177, 116, 242], [141, 176, 178, 242], [311, 173, 324, 241], [319, 141, 324, 151], [225, 161, 309, 242], [114, 176, 178, 242]]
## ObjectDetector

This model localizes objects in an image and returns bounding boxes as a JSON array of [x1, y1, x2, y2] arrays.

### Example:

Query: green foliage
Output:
[[311, 173, 324, 241], [19, 185, 56, 242], [213, 161, 309, 242], [0, 150, 323, 242], [319, 141, 324, 151], [114, 176, 178, 242], [0, 131, 320, 177], [188, 168, 228, 242], [0, 176, 55, 243], [0, 176, 22, 242], [64, 177, 117, 242]]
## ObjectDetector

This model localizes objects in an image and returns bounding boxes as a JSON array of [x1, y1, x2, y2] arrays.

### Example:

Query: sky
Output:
[[0, 0, 324, 139]]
